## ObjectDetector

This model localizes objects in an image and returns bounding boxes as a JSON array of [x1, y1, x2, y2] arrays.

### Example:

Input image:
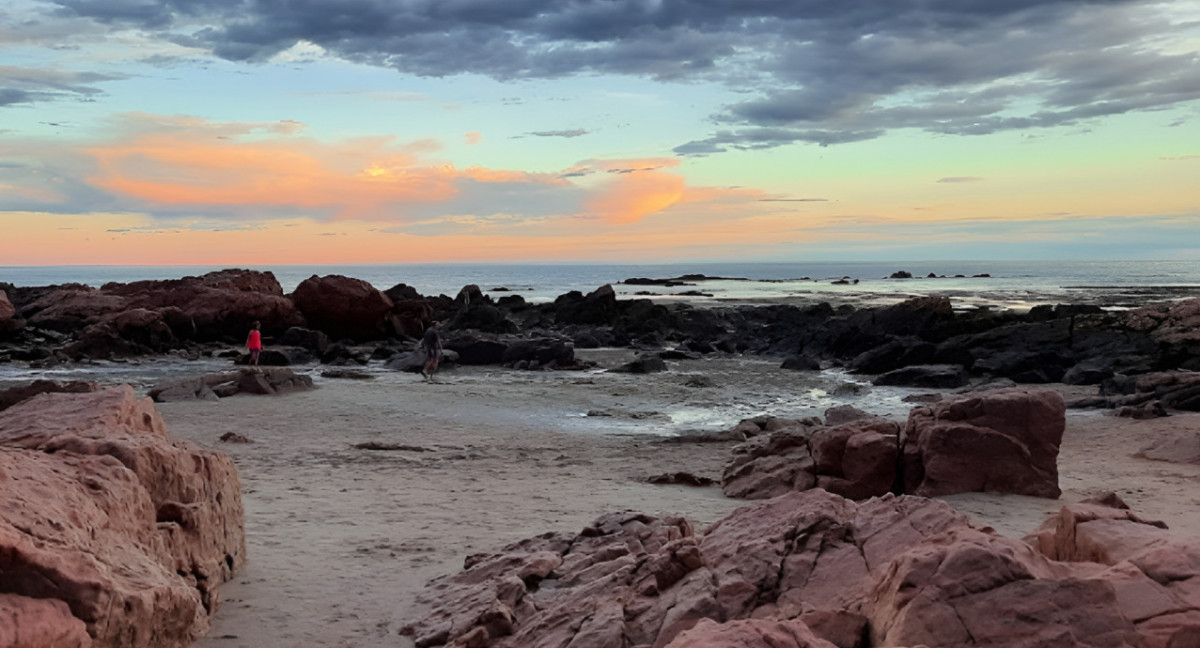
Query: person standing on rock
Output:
[[420, 320, 442, 380], [246, 321, 263, 367]]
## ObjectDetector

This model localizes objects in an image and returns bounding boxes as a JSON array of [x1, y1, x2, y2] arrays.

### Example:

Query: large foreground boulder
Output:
[[0, 386, 245, 647], [902, 388, 1065, 498], [721, 389, 1063, 502]]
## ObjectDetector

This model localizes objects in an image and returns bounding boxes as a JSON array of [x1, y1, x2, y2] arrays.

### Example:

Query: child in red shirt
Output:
[[247, 321, 263, 366]]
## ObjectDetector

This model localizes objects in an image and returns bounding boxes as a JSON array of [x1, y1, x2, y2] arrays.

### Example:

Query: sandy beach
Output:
[[142, 349, 1200, 648]]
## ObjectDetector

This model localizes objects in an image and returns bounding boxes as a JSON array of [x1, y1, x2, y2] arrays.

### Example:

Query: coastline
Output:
[[148, 353, 1200, 648], [3, 268, 1200, 646]]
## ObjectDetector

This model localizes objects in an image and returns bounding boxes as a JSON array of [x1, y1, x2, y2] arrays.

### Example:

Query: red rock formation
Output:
[[16, 270, 304, 353], [0, 380, 97, 412], [404, 491, 972, 648], [291, 274, 396, 341], [0, 290, 16, 332], [722, 417, 899, 501], [409, 489, 1200, 648], [0, 594, 91, 648], [902, 388, 1064, 498], [662, 618, 838, 648], [0, 386, 244, 648]]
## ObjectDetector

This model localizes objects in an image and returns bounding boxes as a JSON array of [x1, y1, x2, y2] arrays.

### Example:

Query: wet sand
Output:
[[148, 350, 1200, 648]]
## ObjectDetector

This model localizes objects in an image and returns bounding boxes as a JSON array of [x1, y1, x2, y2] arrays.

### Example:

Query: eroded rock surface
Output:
[[408, 490, 1200, 648], [0, 386, 245, 648]]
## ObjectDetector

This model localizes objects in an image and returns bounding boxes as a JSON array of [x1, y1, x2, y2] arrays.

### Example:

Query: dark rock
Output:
[[502, 339, 575, 368], [646, 472, 716, 487], [781, 354, 820, 371], [321, 369, 375, 380], [277, 327, 330, 355], [218, 432, 253, 443], [383, 283, 422, 301], [0, 380, 97, 412], [848, 337, 936, 374], [292, 274, 394, 341], [610, 355, 667, 374], [250, 346, 317, 366], [873, 364, 969, 388], [446, 336, 508, 365]]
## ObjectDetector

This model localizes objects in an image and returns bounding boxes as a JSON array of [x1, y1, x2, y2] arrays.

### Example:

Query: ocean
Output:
[[2, 260, 1198, 310]]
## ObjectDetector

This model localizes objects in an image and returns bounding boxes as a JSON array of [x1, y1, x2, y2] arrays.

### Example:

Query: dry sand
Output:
[[153, 350, 1200, 648]]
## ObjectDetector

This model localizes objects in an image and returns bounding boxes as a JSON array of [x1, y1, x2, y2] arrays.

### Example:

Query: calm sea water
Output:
[[2, 260, 1199, 309]]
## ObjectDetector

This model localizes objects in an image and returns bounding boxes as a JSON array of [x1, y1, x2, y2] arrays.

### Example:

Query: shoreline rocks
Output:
[[405, 488, 1200, 648], [0, 386, 245, 647], [2, 270, 1198, 409]]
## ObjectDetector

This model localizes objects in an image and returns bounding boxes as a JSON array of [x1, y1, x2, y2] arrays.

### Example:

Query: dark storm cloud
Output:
[[43, 0, 1200, 148]]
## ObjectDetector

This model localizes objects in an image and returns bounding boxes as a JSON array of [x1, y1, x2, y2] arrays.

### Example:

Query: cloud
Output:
[[525, 129, 590, 138], [35, 0, 1200, 150], [0, 112, 765, 232], [0, 65, 124, 106]]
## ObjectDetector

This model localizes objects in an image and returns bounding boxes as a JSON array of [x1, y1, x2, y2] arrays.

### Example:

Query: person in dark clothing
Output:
[[420, 321, 442, 380]]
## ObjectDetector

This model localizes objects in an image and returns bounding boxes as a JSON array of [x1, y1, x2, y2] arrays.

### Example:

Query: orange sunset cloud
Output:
[[81, 120, 566, 221]]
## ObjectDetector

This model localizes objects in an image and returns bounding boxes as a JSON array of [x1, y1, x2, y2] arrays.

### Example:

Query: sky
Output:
[[1, 0, 1199, 266]]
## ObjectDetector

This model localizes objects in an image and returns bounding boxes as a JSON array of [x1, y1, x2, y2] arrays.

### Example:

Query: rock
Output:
[[781, 354, 821, 371], [661, 618, 838, 648], [0, 386, 244, 647], [889, 270, 913, 279], [610, 354, 667, 374], [501, 339, 575, 368], [320, 369, 375, 380], [1126, 297, 1200, 370], [0, 290, 17, 333], [646, 472, 716, 487], [404, 491, 972, 648], [218, 432, 253, 443], [1024, 494, 1171, 565], [722, 419, 899, 501], [22, 287, 128, 333], [148, 376, 222, 402], [251, 346, 317, 366], [384, 283, 422, 301], [112, 269, 305, 342], [235, 367, 314, 395], [873, 364, 969, 388], [902, 388, 1065, 498], [0, 380, 97, 412], [0, 593, 91, 648], [150, 368, 313, 400], [823, 405, 874, 426], [1138, 432, 1200, 463], [291, 274, 395, 341], [277, 327, 330, 355], [848, 337, 936, 374], [867, 527, 1141, 647]]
